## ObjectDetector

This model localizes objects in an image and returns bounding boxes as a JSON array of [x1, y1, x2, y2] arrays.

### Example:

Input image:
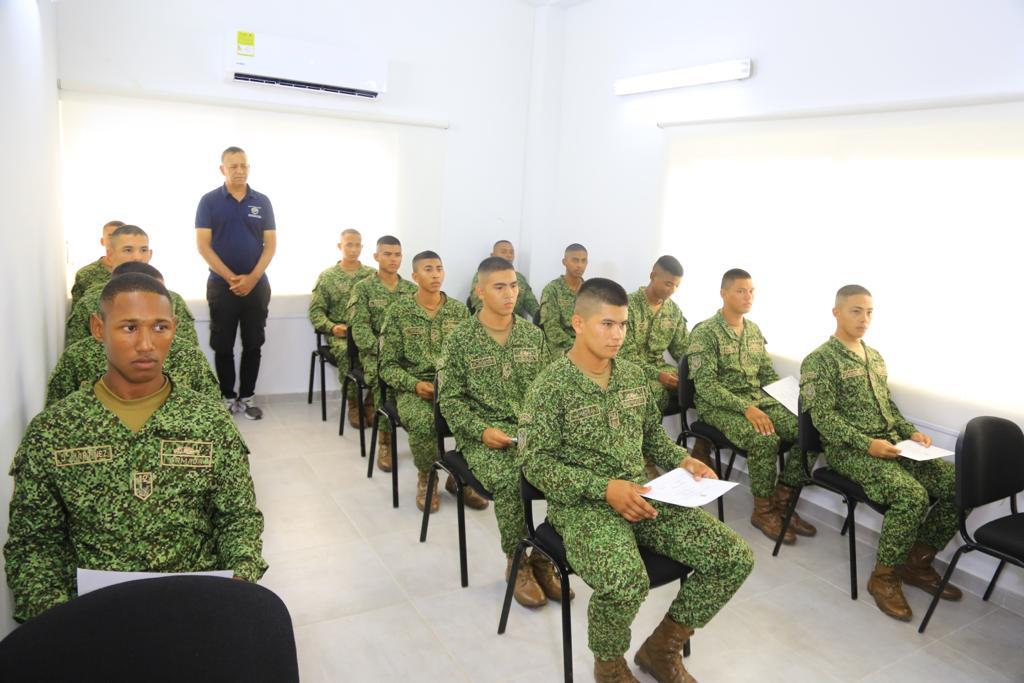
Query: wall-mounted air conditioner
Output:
[[228, 31, 387, 100]]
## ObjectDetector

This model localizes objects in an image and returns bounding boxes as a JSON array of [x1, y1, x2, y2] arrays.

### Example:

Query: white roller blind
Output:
[[60, 91, 446, 299], [660, 101, 1024, 415]]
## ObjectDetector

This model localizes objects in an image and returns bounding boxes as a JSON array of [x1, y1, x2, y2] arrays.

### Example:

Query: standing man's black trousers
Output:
[[206, 276, 271, 400]]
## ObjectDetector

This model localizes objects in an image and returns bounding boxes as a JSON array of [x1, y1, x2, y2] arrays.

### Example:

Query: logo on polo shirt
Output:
[[248, 205, 262, 218]]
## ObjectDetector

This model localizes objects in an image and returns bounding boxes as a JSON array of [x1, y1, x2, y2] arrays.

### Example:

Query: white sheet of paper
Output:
[[641, 468, 738, 508], [76, 569, 234, 596], [894, 440, 954, 461], [762, 376, 800, 415]]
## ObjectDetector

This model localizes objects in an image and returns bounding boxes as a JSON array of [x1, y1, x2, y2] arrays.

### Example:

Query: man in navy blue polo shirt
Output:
[[195, 146, 277, 419]]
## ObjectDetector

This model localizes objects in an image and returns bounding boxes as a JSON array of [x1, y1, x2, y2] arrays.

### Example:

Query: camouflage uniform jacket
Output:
[[687, 311, 778, 415], [308, 263, 376, 334], [618, 287, 689, 381], [468, 271, 540, 319], [70, 258, 111, 309], [4, 380, 267, 622], [522, 357, 690, 507], [539, 276, 583, 355], [438, 315, 546, 445], [800, 336, 917, 453], [66, 286, 200, 348], [345, 274, 417, 358], [46, 336, 220, 407], [379, 294, 469, 392]]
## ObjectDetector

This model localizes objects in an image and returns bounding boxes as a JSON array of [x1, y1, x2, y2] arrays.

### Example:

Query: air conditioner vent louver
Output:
[[232, 72, 379, 99]]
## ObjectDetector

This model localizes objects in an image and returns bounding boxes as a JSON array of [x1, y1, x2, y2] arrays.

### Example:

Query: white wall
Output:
[[55, 0, 538, 395], [532, 0, 1024, 609], [0, 0, 63, 635]]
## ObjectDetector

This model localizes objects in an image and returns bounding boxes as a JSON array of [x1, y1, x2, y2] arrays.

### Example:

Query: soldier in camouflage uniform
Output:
[[522, 278, 753, 683], [346, 235, 417, 471], [66, 263, 200, 348], [539, 243, 588, 358], [379, 251, 469, 511], [5, 273, 266, 623], [687, 268, 816, 545], [308, 228, 377, 427], [69, 219, 124, 308], [800, 284, 962, 622], [46, 334, 220, 406], [467, 240, 540, 320], [440, 256, 567, 607]]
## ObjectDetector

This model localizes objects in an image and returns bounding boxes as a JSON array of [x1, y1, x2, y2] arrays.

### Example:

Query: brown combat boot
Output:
[[346, 397, 363, 429], [771, 483, 817, 537], [751, 496, 795, 544], [445, 474, 489, 510], [594, 657, 640, 683], [868, 562, 913, 621], [895, 542, 963, 601], [376, 429, 392, 472], [530, 552, 575, 602], [505, 554, 546, 607], [362, 391, 376, 427], [416, 471, 440, 513], [634, 615, 697, 683], [688, 438, 715, 471]]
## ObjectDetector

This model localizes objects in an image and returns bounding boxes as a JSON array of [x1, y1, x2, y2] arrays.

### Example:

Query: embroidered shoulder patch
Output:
[[687, 342, 704, 354], [469, 355, 497, 370], [53, 445, 113, 468], [568, 404, 601, 424], [514, 348, 539, 363], [159, 440, 214, 468], [690, 355, 702, 370], [619, 387, 647, 409]]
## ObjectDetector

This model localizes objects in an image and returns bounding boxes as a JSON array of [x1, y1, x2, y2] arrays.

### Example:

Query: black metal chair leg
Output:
[[307, 351, 316, 404], [919, 546, 968, 633], [723, 450, 738, 481], [713, 444, 725, 521], [840, 515, 850, 536], [773, 485, 802, 557], [391, 425, 400, 508], [339, 378, 349, 436], [357, 386, 367, 458], [983, 559, 1005, 601], [498, 542, 527, 634], [319, 352, 328, 422], [847, 505, 858, 600], [367, 419, 379, 478], [420, 466, 437, 531], [559, 569, 573, 683], [456, 481, 468, 587]]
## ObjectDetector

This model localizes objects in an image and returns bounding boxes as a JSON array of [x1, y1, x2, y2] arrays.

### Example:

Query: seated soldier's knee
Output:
[[602, 567, 650, 608], [896, 480, 930, 516]]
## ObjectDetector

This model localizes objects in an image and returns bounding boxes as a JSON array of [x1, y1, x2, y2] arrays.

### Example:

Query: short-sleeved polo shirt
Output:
[[195, 184, 276, 284]]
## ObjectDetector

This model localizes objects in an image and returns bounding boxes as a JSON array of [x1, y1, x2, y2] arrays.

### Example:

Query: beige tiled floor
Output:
[[237, 397, 1024, 683]]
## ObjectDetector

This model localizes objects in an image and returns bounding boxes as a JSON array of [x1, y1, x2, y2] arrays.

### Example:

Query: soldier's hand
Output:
[[680, 456, 718, 481], [868, 439, 901, 459], [482, 427, 515, 449], [744, 405, 775, 435], [910, 431, 933, 448], [658, 371, 679, 390], [332, 323, 347, 338], [606, 479, 658, 522], [415, 381, 435, 401]]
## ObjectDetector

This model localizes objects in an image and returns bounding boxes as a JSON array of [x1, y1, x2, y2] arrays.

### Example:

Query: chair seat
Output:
[[318, 346, 338, 367], [812, 467, 889, 515], [535, 522, 691, 589], [974, 513, 1024, 559], [691, 421, 744, 454], [440, 450, 494, 501], [380, 400, 400, 425], [346, 366, 365, 384]]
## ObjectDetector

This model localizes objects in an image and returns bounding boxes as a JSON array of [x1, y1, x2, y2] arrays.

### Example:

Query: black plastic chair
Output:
[[338, 332, 369, 457], [497, 471, 692, 683], [676, 353, 788, 522], [420, 375, 494, 587], [367, 378, 403, 508], [918, 416, 1024, 633], [0, 576, 299, 682], [307, 331, 338, 422]]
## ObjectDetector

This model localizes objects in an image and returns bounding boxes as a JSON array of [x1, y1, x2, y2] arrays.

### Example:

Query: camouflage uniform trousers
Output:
[[326, 336, 363, 406], [825, 447, 958, 566], [700, 402, 809, 498], [462, 421, 523, 556], [551, 500, 753, 660], [395, 390, 437, 472]]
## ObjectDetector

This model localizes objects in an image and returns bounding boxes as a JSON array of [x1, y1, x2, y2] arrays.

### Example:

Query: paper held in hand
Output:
[[641, 468, 738, 508], [894, 440, 954, 461], [762, 376, 800, 415], [77, 568, 234, 596]]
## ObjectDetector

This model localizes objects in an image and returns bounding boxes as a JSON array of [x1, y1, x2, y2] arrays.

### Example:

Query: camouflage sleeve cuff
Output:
[[584, 476, 610, 502], [233, 558, 269, 583]]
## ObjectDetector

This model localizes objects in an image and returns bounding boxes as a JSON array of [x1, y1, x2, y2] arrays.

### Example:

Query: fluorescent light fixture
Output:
[[614, 59, 752, 96]]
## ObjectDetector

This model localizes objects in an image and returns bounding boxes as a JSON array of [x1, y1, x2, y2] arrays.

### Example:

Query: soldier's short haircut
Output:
[[493, 239, 513, 250], [221, 146, 246, 161], [340, 228, 361, 239], [112, 262, 164, 282], [99, 273, 172, 319], [653, 255, 684, 278], [565, 243, 588, 254], [109, 225, 149, 244], [103, 220, 126, 231], [574, 278, 628, 318], [721, 268, 752, 289], [477, 256, 514, 277], [376, 235, 401, 249], [412, 250, 442, 270], [835, 284, 872, 306]]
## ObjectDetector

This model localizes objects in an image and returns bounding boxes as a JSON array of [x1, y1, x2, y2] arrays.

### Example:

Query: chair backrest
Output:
[[345, 329, 360, 366], [518, 469, 545, 537], [677, 353, 697, 419], [0, 576, 299, 682], [465, 294, 475, 314], [955, 415, 1024, 509], [432, 374, 453, 456]]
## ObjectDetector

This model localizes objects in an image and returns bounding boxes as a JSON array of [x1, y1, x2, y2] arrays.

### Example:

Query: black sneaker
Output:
[[237, 397, 263, 420]]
